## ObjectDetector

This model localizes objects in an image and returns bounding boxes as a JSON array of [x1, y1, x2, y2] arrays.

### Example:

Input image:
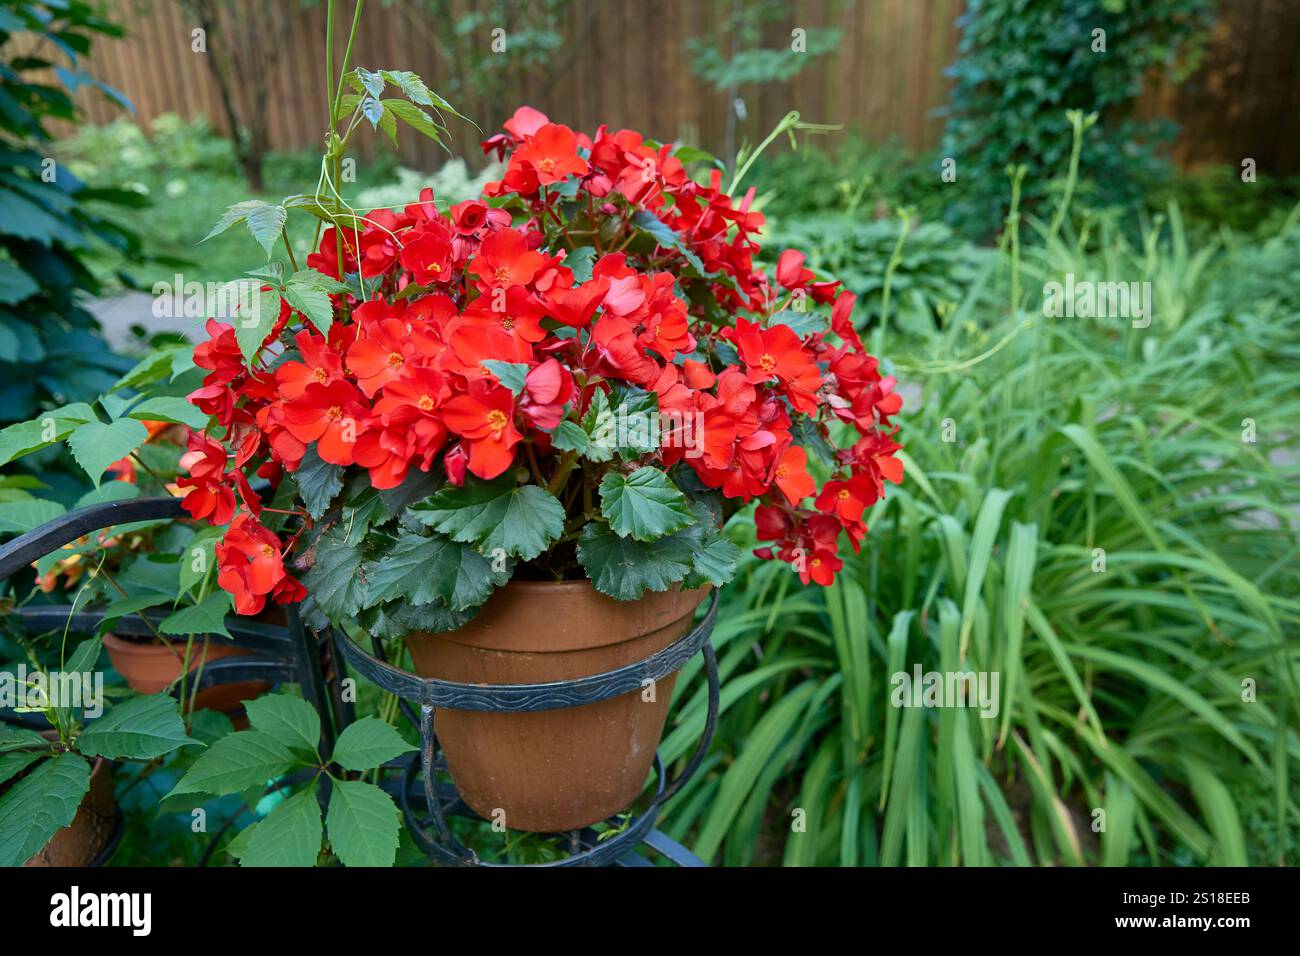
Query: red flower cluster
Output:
[[182, 105, 903, 611]]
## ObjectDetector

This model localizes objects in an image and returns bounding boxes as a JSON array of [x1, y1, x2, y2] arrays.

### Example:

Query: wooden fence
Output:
[[68, 0, 1300, 173]]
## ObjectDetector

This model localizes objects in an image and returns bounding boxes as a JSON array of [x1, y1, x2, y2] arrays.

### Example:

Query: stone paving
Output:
[[86, 291, 207, 351]]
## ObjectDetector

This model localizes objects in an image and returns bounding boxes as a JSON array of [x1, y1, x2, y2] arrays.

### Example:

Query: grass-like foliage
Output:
[[661, 159, 1300, 866]]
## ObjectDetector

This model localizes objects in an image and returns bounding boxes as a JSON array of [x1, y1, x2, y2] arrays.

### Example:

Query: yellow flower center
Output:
[[486, 409, 508, 435]]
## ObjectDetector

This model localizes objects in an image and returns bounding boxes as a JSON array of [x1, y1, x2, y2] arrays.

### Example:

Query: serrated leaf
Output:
[[179, 526, 223, 595], [294, 447, 345, 519], [585, 385, 659, 461], [380, 69, 430, 106], [341, 489, 388, 546], [551, 420, 590, 454], [362, 96, 385, 129], [369, 600, 476, 639], [671, 144, 725, 170], [245, 261, 286, 285], [127, 395, 209, 430], [326, 779, 402, 867], [302, 525, 367, 619], [383, 98, 444, 143], [0, 402, 98, 467], [202, 200, 269, 244], [241, 788, 322, 867], [632, 209, 704, 271], [686, 524, 741, 587], [410, 478, 564, 562], [245, 202, 288, 257], [112, 346, 189, 392], [566, 246, 597, 283], [67, 418, 147, 487], [577, 522, 695, 600], [353, 67, 385, 97], [64, 635, 102, 676], [379, 467, 442, 517], [245, 694, 320, 759], [0, 726, 49, 753], [330, 717, 416, 772], [792, 417, 836, 468], [0, 753, 91, 867], [0, 498, 64, 534], [480, 360, 529, 396], [160, 590, 232, 639], [286, 269, 348, 293], [579, 390, 614, 462], [777, 307, 829, 337], [78, 693, 196, 760], [76, 481, 139, 509], [599, 467, 695, 541], [168, 730, 297, 797], [283, 194, 367, 231], [0, 751, 42, 788], [97, 593, 170, 637], [223, 819, 258, 860], [283, 270, 344, 336], [232, 285, 285, 365], [364, 529, 506, 611]]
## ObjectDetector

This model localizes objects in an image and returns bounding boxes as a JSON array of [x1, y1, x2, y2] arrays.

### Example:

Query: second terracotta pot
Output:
[[405, 581, 708, 833], [102, 634, 267, 719]]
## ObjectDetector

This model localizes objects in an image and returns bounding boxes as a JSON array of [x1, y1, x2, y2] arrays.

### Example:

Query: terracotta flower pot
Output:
[[102, 634, 267, 721], [405, 581, 709, 832], [21, 743, 116, 867]]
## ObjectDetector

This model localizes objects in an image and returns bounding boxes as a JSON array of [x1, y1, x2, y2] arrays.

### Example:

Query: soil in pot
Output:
[[103, 634, 268, 724], [405, 581, 709, 833]]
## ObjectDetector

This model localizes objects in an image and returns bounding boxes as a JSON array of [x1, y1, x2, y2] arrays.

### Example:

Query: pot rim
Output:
[[494, 578, 594, 592], [407, 583, 710, 653], [102, 632, 218, 648]]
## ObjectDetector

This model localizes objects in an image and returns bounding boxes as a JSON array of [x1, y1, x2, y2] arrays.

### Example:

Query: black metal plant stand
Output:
[[332, 590, 721, 867], [0, 495, 719, 867]]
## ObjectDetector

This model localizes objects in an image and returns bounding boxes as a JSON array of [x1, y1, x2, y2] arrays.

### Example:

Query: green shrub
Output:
[[941, 0, 1213, 237], [0, 1, 143, 426], [763, 213, 994, 334], [1148, 165, 1300, 239]]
